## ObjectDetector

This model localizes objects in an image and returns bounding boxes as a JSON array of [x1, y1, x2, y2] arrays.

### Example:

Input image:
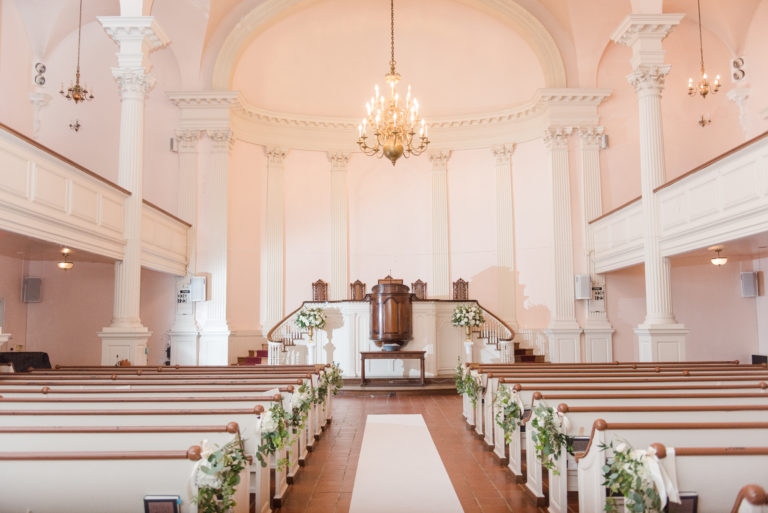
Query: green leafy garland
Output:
[[530, 402, 573, 475], [600, 440, 663, 513], [322, 362, 344, 395], [453, 360, 482, 409], [193, 439, 248, 513], [286, 382, 314, 433], [255, 402, 290, 469], [493, 385, 524, 443]]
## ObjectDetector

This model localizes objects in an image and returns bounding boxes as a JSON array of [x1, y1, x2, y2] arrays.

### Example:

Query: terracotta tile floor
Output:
[[274, 394, 550, 513]]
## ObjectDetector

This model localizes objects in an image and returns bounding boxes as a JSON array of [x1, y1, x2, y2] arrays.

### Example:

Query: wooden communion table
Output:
[[360, 350, 426, 386]]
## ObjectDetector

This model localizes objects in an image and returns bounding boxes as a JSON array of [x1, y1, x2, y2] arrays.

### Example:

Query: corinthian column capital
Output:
[[492, 144, 515, 164], [327, 152, 350, 171], [429, 150, 451, 170], [266, 147, 287, 165], [543, 127, 572, 150], [207, 129, 234, 152], [627, 65, 670, 95], [578, 126, 604, 150]]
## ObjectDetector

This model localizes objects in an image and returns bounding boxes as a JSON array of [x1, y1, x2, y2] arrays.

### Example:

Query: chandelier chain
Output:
[[76, 0, 83, 73], [696, 0, 704, 72], [389, 0, 396, 76]]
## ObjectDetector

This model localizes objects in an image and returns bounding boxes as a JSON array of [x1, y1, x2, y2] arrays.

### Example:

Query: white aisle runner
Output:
[[349, 414, 465, 513]]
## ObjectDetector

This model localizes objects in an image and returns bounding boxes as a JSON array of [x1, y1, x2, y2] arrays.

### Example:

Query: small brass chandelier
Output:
[[59, 0, 94, 104], [356, 0, 429, 166], [687, 0, 719, 109]]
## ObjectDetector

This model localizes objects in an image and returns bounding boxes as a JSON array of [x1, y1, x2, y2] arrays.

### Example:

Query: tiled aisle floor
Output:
[[274, 394, 548, 513]]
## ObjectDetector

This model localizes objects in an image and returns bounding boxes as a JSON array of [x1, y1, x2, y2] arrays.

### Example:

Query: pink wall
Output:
[[0, 0, 33, 135], [606, 258, 760, 363], [742, 0, 768, 138], [0, 254, 28, 347], [140, 268, 178, 365]]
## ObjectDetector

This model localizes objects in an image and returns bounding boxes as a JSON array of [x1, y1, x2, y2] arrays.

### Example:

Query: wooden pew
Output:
[[574, 421, 768, 513], [0, 444, 249, 513], [650, 443, 768, 513], [731, 484, 768, 513], [523, 403, 768, 505]]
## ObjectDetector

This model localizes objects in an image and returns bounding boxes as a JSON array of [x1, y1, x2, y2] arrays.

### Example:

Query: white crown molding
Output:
[[98, 16, 170, 50], [610, 14, 684, 46], [222, 88, 611, 152]]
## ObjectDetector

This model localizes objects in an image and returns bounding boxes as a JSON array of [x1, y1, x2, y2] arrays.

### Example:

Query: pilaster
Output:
[[97, 16, 169, 365], [264, 148, 287, 332], [430, 151, 451, 298], [578, 126, 614, 362], [28, 92, 51, 140], [543, 127, 581, 362], [492, 144, 517, 328], [328, 152, 350, 301], [613, 14, 687, 361]]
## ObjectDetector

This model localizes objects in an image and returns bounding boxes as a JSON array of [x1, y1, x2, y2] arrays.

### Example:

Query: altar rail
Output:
[[266, 300, 524, 377]]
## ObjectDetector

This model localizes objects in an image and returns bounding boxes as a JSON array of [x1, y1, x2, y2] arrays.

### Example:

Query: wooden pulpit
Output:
[[369, 275, 412, 350]]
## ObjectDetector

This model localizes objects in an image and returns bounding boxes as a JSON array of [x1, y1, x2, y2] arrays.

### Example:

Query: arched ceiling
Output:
[[230, 0, 548, 118]]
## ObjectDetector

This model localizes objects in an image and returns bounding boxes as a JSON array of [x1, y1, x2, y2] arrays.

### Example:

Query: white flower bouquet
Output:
[[295, 307, 326, 329], [451, 304, 485, 328]]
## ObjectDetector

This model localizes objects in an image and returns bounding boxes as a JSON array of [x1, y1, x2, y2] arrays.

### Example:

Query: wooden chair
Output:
[[453, 278, 468, 300], [350, 280, 366, 301], [411, 279, 427, 300], [311, 279, 328, 302]]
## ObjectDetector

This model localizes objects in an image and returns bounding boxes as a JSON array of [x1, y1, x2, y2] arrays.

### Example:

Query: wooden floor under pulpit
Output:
[[360, 350, 426, 386]]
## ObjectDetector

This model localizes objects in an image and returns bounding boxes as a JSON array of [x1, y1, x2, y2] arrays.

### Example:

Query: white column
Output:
[[263, 148, 287, 333], [97, 17, 169, 365], [493, 144, 517, 328], [613, 14, 687, 361], [430, 151, 451, 298], [543, 127, 582, 363], [196, 129, 233, 365], [168, 130, 201, 364], [328, 152, 350, 300], [578, 127, 614, 362]]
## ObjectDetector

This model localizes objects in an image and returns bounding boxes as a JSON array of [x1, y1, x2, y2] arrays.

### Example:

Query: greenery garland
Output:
[[322, 362, 344, 395], [255, 402, 290, 469], [530, 402, 573, 475], [286, 382, 314, 432], [600, 440, 663, 513], [453, 359, 482, 408], [193, 438, 248, 513], [493, 385, 524, 443], [454, 359, 467, 394]]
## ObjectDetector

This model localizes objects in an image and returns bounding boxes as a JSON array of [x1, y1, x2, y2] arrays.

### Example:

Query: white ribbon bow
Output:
[[641, 446, 680, 507], [511, 389, 525, 415]]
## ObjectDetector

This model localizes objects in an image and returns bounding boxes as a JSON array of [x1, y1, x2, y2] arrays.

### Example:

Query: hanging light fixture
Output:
[[687, 0, 719, 123], [57, 248, 74, 271], [710, 248, 727, 266], [59, 0, 94, 104], [356, 0, 429, 166]]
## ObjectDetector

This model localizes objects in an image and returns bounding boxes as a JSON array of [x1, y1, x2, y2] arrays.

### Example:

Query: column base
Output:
[[545, 321, 583, 363], [634, 323, 688, 362], [583, 320, 615, 363], [199, 328, 231, 365], [168, 329, 200, 365], [98, 326, 152, 366]]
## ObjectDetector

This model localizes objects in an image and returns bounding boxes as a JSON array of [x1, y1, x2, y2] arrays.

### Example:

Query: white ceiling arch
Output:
[[210, 0, 567, 91]]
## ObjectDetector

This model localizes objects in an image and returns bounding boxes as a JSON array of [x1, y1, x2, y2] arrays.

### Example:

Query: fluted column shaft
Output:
[[264, 149, 286, 331], [430, 151, 451, 298], [545, 128, 576, 323], [329, 153, 350, 300], [493, 144, 517, 326]]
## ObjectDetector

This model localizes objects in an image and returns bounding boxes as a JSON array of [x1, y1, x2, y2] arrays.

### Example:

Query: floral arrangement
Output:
[[315, 363, 343, 409], [600, 440, 676, 513], [193, 438, 248, 513], [286, 382, 314, 432], [530, 402, 573, 474], [295, 307, 326, 330], [255, 403, 290, 468], [453, 360, 482, 408], [451, 304, 485, 328], [493, 385, 525, 443]]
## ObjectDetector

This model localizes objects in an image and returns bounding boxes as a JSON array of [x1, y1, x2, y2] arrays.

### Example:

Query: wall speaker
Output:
[[22, 277, 42, 303], [741, 271, 758, 298], [574, 274, 592, 300]]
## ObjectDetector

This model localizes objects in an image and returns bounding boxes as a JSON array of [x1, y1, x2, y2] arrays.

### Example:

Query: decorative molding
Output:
[[98, 16, 170, 52], [492, 144, 515, 163], [327, 152, 350, 171], [610, 14, 684, 47], [206, 129, 234, 152], [166, 91, 241, 108], [578, 126, 604, 150], [429, 150, 452, 169], [727, 87, 751, 135], [543, 127, 572, 150], [28, 92, 51, 140], [266, 147, 286, 164], [112, 68, 156, 97], [175, 129, 201, 153], [627, 65, 671, 94]]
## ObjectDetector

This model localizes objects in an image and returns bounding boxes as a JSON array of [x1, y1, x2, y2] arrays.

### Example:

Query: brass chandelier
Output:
[[687, 0, 719, 124], [356, 0, 429, 166], [60, 0, 94, 104]]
